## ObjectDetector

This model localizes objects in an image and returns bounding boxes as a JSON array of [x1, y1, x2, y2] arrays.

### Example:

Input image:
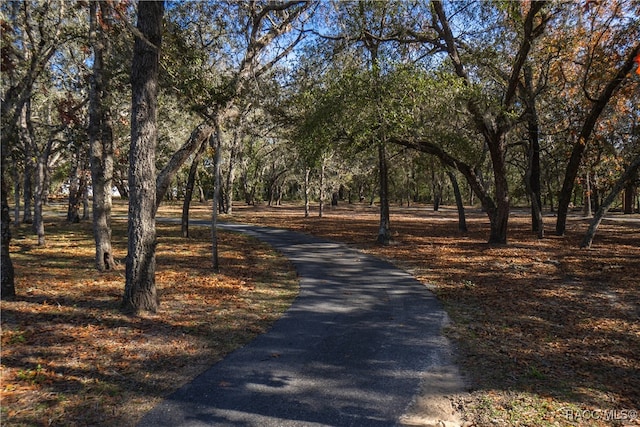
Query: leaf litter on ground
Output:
[[1, 202, 298, 427], [226, 203, 640, 427], [2, 201, 639, 427]]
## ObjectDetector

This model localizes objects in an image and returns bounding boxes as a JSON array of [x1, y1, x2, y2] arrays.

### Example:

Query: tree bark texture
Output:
[[523, 65, 543, 237], [623, 182, 635, 214], [12, 163, 20, 226], [67, 147, 86, 223], [1, 149, 16, 300], [123, 0, 164, 314], [487, 136, 510, 244], [211, 127, 222, 272], [19, 102, 34, 224], [89, 1, 116, 271], [377, 141, 391, 245]]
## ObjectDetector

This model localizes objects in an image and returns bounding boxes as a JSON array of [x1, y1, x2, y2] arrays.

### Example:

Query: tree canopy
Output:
[[1, 0, 639, 302]]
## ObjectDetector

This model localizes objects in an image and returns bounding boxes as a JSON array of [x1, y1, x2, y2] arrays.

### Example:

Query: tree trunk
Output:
[[155, 123, 212, 215], [1, 149, 16, 300], [33, 147, 47, 246], [583, 172, 592, 217], [304, 167, 310, 218], [369, 179, 377, 206], [123, 0, 164, 314], [89, 1, 116, 271], [523, 65, 543, 237], [197, 175, 205, 203], [447, 169, 467, 233], [211, 123, 222, 272], [12, 162, 20, 226], [319, 161, 325, 218], [114, 174, 129, 199], [224, 129, 240, 215], [182, 139, 207, 238], [389, 136, 498, 238], [488, 151, 510, 245], [546, 179, 555, 212], [331, 191, 338, 207], [431, 164, 442, 212], [582, 154, 640, 248], [434, 0, 531, 245], [20, 103, 33, 224], [523, 121, 544, 238], [592, 178, 601, 212], [91, 108, 116, 270], [67, 149, 86, 223], [623, 181, 635, 214], [82, 184, 90, 221], [377, 141, 391, 245], [556, 42, 640, 236]]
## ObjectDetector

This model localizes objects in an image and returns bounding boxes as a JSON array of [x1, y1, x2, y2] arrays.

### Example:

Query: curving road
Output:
[[138, 223, 460, 427]]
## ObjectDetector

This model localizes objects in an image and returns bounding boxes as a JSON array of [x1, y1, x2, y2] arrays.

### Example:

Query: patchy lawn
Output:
[[227, 203, 640, 427], [1, 202, 298, 427]]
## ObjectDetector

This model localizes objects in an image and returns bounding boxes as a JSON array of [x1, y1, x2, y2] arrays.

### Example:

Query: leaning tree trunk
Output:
[[582, 154, 640, 249], [181, 139, 207, 238], [556, 42, 639, 236], [447, 169, 467, 233], [155, 123, 212, 215], [123, 0, 164, 314]]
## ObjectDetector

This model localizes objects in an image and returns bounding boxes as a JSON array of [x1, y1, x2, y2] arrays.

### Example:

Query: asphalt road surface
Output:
[[138, 223, 458, 427]]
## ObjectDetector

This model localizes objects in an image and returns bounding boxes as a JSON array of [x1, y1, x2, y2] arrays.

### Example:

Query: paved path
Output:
[[138, 223, 457, 427]]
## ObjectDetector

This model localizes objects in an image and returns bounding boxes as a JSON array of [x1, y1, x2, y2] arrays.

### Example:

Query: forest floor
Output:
[[1, 202, 298, 427], [2, 200, 639, 426]]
